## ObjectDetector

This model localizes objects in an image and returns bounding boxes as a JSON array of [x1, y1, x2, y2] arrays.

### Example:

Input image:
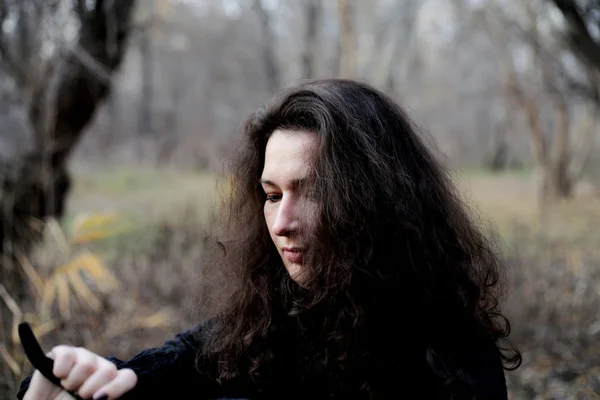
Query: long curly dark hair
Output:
[[196, 79, 521, 398]]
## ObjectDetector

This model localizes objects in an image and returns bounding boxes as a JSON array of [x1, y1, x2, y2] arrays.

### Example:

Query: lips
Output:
[[282, 247, 304, 263]]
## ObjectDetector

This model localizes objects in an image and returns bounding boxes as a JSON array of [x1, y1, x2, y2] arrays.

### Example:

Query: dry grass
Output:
[[457, 171, 600, 399], [3, 166, 599, 399]]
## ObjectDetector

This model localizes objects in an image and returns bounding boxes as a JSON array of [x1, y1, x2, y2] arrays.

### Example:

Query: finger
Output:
[[50, 346, 77, 379], [93, 368, 138, 400], [60, 348, 100, 391], [76, 360, 118, 399]]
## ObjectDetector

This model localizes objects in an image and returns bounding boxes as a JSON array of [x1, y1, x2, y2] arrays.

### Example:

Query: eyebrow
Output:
[[259, 178, 307, 187], [259, 178, 276, 186]]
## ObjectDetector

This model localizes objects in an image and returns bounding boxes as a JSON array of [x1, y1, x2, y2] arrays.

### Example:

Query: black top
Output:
[[17, 321, 508, 399]]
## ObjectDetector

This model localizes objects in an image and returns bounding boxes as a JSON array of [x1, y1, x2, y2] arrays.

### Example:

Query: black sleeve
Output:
[[16, 324, 227, 400], [465, 340, 509, 400]]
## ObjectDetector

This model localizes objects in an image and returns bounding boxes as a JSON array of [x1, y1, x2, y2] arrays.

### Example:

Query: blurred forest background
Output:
[[1, 0, 600, 398]]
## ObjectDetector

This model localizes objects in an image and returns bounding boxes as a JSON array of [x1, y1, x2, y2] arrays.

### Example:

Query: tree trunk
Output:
[[0, 1, 136, 395], [547, 97, 573, 197], [480, 0, 599, 202], [139, 27, 154, 136], [301, 0, 320, 80], [485, 126, 509, 172], [337, 0, 356, 79], [253, 0, 280, 93], [551, 0, 600, 74], [568, 102, 598, 183]]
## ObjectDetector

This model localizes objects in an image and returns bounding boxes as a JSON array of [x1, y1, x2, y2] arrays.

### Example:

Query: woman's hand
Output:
[[23, 345, 137, 400]]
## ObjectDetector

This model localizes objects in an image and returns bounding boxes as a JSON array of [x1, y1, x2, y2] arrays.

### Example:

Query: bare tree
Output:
[[139, 21, 155, 136], [253, 0, 280, 93], [302, 0, 321, 79], [361, 0, 422, 91], [337, 0, 357, 78], [0, 1, 136, 394], [472, 0, 598, 200], [550, 0, 600, 75]]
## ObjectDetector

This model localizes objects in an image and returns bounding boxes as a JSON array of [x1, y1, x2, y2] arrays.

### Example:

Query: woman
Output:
[[19, 79, 520, 400]]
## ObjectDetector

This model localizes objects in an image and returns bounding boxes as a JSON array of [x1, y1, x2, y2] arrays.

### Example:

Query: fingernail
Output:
[[93, 394, 108, 400]]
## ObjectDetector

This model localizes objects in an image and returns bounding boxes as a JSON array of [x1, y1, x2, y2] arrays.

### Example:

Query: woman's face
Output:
[[260, 129, 319, 285]]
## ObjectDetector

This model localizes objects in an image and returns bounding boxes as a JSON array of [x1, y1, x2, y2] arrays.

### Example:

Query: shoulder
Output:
[[461, 338, 508, 400]]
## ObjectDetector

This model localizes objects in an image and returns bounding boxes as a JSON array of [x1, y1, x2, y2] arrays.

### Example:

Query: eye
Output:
[[265, 193, 282, 202]]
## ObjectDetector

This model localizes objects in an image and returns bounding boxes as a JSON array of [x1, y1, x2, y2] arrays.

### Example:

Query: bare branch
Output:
[[366, 0, 421, 89], [564, 75, 600, 103], [0, 0, 7, 27], [475, 1, 599, 105], [70, 45, 113, 82], [96, 0, 106, 13], [337, 0, 357, 78], [75, 0, 87, 18], [0, 0, 10, 59], [0, 0, 26, 85], [551, 0, 600, 73], [568, 102, 598, 180], [301, 0, 320, 79], [48, 0, 136, 163], [252, 0, 280, 92], [103, 0, 118, 59]]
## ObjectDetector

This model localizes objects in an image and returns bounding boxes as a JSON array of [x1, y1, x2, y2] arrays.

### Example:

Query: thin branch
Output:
[[0, 0, 10, 58], [71, 44, 113, 82], [568, 102, 598, 180], [337, 0, 357, 78], [252, 0, 280, 92], [95, 0, 106, 13], [0, 282, 22, 318], [0, 0, 7, 23], [75, 0, 87, 18], [0, 0, 25, 85], [564, 75, 600, 103], [103, 0, 118, 59], [0, 343, 21, 376], [481, 2, 598, 104], [551, 0, 600, 73], [301, 0, 320, 79]]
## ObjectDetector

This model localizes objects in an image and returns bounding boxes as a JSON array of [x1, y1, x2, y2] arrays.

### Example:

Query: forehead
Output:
[[262, 129, 318, 180]]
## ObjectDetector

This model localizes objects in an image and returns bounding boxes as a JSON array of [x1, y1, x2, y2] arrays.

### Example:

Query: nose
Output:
[[271, 196, 298, 237]]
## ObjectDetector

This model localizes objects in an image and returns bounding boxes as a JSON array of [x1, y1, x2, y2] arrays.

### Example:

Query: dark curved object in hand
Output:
[[18, 322, 83, 400]]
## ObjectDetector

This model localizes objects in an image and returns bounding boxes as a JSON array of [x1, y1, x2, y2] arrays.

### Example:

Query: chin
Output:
[[286, 264, 307, 284]]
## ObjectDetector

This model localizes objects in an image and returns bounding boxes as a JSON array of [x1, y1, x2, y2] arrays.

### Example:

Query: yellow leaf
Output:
[[73, 213, 117, 231], [55, 257, 81, 275], [131, 310, 171, 330], [67, 269, 101, 312], [79, 252, 120, 290], [32, 320, 57, 340], [71, 213, 131, 244], [18, 254, 45, 299], [12, 317, 57, 346], [72, 229, 124, 244], [11, 313, 22, 346]]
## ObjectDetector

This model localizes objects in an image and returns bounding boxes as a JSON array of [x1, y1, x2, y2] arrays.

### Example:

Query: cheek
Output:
[[263, 206, 276, 238], [303, 203, 320, 232]]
